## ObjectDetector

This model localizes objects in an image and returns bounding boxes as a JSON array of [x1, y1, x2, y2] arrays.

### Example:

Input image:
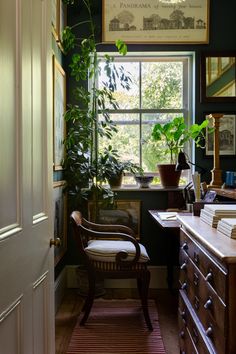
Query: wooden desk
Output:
[[149, 210, 190, 291]]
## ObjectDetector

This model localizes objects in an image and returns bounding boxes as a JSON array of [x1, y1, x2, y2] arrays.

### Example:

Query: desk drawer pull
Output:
[[182, 242, 188, 251], [180, 261, 187, 271], [179, 330, 185, 339], [181, 282, 187, 291], [204, 298, 213, 310], [193, 273, 199, 286], [193, 252, 199, 264], [194, 296, 200, 310], [206, 271, 213, 283], [205, 326, 213, 337]]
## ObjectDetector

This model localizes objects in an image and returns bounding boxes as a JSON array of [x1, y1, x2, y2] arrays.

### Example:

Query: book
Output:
[[157, 212, 178, 220]]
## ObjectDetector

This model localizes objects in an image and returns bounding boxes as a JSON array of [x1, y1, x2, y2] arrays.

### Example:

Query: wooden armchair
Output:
[[70, 211, 153, 330]]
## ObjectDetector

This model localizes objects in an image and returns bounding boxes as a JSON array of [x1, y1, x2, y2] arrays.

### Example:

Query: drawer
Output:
[[179, 290, 214, 354], [179, 312, 197, 354], [180, 229, 227, 302], [179, 255, 226, 352]]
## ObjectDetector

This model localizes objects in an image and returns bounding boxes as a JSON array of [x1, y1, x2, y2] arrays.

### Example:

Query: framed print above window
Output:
[[53, 181, 67, 265], [53, 56, 66, 170], [102, 0, 209, 44], [205, 114, 236, 156]]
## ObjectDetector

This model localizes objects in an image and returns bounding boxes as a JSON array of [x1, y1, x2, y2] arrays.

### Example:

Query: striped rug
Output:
[[66, 299, 166, 354]]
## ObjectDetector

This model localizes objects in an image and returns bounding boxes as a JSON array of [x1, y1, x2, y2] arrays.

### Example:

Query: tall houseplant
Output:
[[62, 0, 130, 213], [151, 116, 210, 187]]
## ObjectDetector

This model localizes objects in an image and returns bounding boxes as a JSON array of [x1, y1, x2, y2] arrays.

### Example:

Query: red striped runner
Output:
[[66, 299, 166, 354]]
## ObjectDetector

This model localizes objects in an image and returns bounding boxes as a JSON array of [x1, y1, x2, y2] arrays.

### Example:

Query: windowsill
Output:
[[110, 185, 185, 192]]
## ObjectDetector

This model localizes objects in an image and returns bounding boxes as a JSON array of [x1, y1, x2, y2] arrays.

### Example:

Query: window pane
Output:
[[99, 114, 140, 165], [142, 62, 183, 109], [142, 113, 182, 172], [98, 62, 139, 109]]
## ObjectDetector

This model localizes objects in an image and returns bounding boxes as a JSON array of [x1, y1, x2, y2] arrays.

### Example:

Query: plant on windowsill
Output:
[[61, 0, 131, 214], [97, 146, 142, 188], [151, 116, 211, 187]]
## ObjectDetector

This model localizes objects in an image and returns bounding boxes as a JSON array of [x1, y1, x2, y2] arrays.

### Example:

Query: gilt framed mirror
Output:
[[201, 51, 236, 102]]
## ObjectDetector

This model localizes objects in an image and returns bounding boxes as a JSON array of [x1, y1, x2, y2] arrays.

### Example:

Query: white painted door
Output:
[[0, 0, 55, 353]]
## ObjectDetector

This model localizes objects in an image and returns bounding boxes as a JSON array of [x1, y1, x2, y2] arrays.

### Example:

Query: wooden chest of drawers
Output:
[[178, 215, 236, 354]]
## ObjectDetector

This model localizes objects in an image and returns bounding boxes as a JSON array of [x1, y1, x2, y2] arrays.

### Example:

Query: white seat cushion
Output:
[[85, 240, 150, 263]]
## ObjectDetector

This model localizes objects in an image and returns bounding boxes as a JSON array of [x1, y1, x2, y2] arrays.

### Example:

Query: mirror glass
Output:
[[201, 52, 236, 102]]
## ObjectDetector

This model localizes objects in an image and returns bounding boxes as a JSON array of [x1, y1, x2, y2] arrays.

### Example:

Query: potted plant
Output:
[[62, 0, 130, 211], [97, 146, 142, 188], [151, 116, 210, 187]]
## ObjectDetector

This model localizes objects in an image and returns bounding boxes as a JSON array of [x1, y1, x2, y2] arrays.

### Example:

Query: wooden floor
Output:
[[55, 289, 179, 354]]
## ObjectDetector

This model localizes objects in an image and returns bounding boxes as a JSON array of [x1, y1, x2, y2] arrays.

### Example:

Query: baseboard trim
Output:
[[66, 265, 179, 289], [54, 268, 67, 313]]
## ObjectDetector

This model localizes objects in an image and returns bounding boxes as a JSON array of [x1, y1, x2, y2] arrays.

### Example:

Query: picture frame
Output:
[[58, 0, 67, 51], [53, 55, 66, 170], [200, 51, 236, 102], [52, 0, 60, 41], [53, 181, 67, 265], [205, 113, 236, 156], [102, 0, 209, 44], [88, 200, 141, 240]]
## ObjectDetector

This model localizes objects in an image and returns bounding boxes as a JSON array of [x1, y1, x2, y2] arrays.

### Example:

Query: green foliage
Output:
[[62, 0, 131, 210], [97, 146, 142, 183], [151, 116, 210, 164]]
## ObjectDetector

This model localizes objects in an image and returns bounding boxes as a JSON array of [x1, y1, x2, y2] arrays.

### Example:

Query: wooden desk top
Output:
[[178, 215, 236, 263], [148, 210, 190, 229]]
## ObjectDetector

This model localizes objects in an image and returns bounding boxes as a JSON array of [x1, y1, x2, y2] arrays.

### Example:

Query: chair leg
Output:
[[80, 270, 95, 326], [137, 270, 153, 331]]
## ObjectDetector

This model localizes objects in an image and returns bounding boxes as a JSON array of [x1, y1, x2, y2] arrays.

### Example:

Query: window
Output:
[[97, 53, 194, 185]]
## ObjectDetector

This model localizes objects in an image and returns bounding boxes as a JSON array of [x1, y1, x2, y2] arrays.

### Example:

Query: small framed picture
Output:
[[53, 55, 66, 170], [88, 200, 141, 240], [205, 114, 236, 156], [52, 0, 60, 41], [53, 181, 67, 265]]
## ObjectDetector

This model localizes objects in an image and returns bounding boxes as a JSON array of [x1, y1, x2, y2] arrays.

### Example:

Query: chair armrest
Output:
[[83, 218, 136, 238], [81, 225, 141, 267]]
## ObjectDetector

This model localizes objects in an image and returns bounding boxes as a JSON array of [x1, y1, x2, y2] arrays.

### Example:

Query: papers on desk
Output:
[[157, 212, 178, 220]]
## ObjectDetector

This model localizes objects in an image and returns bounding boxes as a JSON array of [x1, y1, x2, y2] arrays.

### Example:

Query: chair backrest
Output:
[[70, 211, 90, 264]]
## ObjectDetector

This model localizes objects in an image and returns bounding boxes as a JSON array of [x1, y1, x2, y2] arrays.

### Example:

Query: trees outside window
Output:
[[96, 54, 193, 184]]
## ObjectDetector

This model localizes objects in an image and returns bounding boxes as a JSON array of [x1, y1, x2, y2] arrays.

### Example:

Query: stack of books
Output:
[[200, 204, 236, 228], [217, 218, 236, 238]]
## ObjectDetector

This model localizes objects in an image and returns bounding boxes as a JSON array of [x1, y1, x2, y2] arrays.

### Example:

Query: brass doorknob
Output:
[[50, 238, 61, 247]]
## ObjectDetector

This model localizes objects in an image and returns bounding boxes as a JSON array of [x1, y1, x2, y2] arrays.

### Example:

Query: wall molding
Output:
[[54, 267, 67, 313]]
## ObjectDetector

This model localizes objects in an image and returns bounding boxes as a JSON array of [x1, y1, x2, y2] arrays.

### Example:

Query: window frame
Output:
[[95, 51, 195, 184]]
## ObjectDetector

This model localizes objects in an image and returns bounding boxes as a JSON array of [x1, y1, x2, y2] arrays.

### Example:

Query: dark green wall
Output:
[[66, 0, 236, 182], [57, 1, 236, 272]]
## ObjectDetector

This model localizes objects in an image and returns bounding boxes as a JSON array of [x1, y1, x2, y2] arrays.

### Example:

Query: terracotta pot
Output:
[[108, 173, 123, 188], [157, 164, 181, 187]]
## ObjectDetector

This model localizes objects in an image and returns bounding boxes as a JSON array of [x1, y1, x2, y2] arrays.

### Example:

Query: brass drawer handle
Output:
[[180, 310, 186, 319], [206, 271, 213, 283], [180, 261, 187, 271], [182, 242, 188, 251], [206, 326, 213, 337], [204, 298, 213, 310], [194, 296, 200, 310], [193, 272, 199, 286], [193, 251, 199, 264]]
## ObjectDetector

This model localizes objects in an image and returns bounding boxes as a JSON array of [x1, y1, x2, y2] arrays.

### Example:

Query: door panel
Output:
[[0, 0, 54, 353]]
